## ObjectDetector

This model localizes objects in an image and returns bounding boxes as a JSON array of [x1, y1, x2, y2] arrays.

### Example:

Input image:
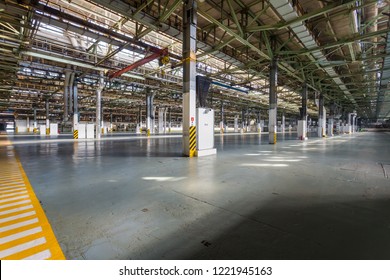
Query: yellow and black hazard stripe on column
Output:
[[0, 140, 65, 260], [189, 126, 197, 157], [73, 130, 78, 139]]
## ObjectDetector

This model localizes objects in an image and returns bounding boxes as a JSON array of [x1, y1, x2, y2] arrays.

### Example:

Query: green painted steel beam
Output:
[[226, 0, 244, 37], [136, 0, 182, 39], [133, 0, 154, 17], [197, 37, 236, 58], [198, 9, 270, 60]]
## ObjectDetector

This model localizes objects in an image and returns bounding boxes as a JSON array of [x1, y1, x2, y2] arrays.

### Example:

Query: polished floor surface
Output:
[[6, 131, 390, 259]]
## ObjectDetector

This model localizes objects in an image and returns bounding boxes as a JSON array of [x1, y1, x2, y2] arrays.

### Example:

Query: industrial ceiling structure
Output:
[[0, 0, 389, 125]]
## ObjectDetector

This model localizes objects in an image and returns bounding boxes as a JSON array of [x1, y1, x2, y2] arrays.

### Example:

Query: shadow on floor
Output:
[[120, 195, 390, 260]]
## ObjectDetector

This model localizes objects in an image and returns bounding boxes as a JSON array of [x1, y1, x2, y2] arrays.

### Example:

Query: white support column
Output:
[[73, 114, 79, 138], [347, 113, 352, 134], [152, 107, 156, 132], [72, 74, 79, 139], [146, 88, 155, 136], [163, 107, 167, 134], [220, 101, 224, 133], [257, 112, 261, 133], [281, 112, 285, 134], [136, 106, 141, 134], [110, 112, 113, 133], [328, 118, 334, 137], [33, 108, 37, 133], [234, 115, 238, 132], [26, 117, 30, 133], [101, 105, 104, 135], [158, 107, 164, 134], [96, 73, 104, 139], [241, 109, 246, 133], [269, 57, 278, 144], [318, 94, 325, 137], [323, 107, 327, 137], [298, 83, 308, 140], [352, 115, 356, 133], [168, 108, 172, 133], [327, 103, 334, 137], [218, 121, 223, 133], [45, 100, 50, 135], [182, 0, 197, 156]]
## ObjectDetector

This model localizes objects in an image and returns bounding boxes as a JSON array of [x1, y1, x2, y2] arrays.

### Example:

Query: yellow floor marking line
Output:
[[0, 139, 65, 260]]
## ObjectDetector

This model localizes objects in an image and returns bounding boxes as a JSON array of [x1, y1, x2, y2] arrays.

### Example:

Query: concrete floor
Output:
[[7, 131, 390, 259]]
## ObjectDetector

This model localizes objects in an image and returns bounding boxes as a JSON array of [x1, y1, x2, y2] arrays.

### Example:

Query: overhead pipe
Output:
[[96, 72, 104, 139], [20, 51, 145, 80], [211, 81, 248, 94]]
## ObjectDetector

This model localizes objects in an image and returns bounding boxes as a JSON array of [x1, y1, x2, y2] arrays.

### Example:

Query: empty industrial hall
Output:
[[0, 0, 389, 261]]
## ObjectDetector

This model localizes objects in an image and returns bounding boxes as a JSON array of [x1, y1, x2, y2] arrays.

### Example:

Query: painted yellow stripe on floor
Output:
[[0, 200, 31, 210], [0, 205, 33, 216], [0, 178, 22, 181], [23, 248, 51, 260], [0, 185, 27, 191], [0, 139, 65, 260], [0, 188, 27, 194], [0, 182, 26, 187]]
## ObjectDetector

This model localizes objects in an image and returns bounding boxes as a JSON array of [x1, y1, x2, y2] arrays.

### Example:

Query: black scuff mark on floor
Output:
[[378, 163, 389, 179]]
